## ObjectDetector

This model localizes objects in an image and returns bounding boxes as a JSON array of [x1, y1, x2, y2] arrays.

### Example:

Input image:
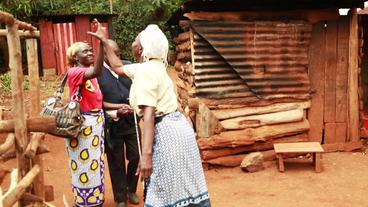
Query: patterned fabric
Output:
[[145, 111, 211, 207], [66, 111, 105, 207]]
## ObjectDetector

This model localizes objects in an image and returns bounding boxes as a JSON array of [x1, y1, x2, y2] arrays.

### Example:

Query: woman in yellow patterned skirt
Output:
[[65, 25, 107, 207]]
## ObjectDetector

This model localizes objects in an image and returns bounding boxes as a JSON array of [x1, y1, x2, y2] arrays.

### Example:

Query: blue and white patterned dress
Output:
[[144, 111, 211, 207]]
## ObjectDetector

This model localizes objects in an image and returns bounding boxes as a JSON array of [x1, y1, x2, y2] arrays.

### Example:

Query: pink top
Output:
[[67, 67, 103, 112]]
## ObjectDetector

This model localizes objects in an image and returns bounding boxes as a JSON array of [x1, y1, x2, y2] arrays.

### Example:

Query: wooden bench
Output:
[[274, 142, 324, 173]]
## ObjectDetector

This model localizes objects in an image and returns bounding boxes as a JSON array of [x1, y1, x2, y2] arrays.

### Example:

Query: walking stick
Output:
[[133, 112, 146, 199]]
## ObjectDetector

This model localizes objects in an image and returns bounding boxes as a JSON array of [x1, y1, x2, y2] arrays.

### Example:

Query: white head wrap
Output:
[[139, 24, 168, 65]]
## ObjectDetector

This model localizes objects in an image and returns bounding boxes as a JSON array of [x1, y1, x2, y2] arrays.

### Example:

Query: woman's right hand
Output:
[[136, 154, 153, 181], [87, 19, 107, 42]]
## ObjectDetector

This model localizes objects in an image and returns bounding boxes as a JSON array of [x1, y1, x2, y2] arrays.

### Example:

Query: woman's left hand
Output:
[[87, 19, 107, 42], [136, 154, 153, 181]]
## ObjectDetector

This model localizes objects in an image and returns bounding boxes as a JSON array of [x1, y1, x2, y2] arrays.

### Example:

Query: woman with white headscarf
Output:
[[89, 22, 211, 207]]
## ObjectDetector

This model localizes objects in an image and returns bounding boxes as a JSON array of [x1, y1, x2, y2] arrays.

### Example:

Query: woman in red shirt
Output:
[[65, 27, 106, 207]]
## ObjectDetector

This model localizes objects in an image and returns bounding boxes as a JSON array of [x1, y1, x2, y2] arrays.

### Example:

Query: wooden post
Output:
[[6, 23, 29, 201], [26, 37, 45, 201], [348, 9, 360, 142]]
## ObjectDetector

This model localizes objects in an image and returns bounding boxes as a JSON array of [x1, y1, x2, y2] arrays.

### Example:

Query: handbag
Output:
[[40, 74, 85, 138]]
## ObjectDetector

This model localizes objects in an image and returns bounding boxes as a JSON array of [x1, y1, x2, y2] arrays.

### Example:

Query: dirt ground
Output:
[[2, 136, 368, 207], [2, 71, 368, 206]]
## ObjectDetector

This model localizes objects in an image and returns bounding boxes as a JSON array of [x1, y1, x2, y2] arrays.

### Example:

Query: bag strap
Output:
[[56, 74, 83, 102], [55, 74, 68, 100]]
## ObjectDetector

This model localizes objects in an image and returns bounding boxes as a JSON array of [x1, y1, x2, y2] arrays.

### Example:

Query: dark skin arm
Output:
[[103, 101, 129, 110], [84, 26, 105, 80], [103, 101, 133, 117], [136, 105, 155, 180]]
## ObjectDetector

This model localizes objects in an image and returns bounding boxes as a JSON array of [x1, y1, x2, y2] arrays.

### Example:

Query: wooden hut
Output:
[[36, 14, 114, 77], [169, 0, 365, 166]]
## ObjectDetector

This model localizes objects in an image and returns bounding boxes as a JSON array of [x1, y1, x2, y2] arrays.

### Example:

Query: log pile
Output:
[[173, 21, 196, 125], [174, 20, 313, 167]]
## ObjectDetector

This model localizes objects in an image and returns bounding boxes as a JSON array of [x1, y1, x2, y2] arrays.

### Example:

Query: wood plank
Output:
[[335, 123, 347, 143], [308, 22, 326, 142], [324, 123, 336, 144], [213, 101, 310, 120], [274, 142, 324, 153], [220, 109, 304, 130], [322, 140, 362, 152], [348, 9, 360, 142], [201, 133, 308, 160], [324, 21, 337, 123], [336, 16, 349, 122], [197, 118, 310, 149]]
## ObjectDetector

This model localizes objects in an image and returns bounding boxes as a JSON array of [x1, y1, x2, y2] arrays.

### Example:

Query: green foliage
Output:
[[0, 72, 12, 92], [113, 0, 183, 60], [0, 72, 30, 93], [1, 0, 183, 61]]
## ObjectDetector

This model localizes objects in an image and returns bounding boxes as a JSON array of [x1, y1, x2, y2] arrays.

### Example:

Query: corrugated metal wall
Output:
[[192, 20, 313, 100], [53, 22, 77, 74]]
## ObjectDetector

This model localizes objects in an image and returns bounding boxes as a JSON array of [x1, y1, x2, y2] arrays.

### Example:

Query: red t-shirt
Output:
[[67, 67, 103, 112]]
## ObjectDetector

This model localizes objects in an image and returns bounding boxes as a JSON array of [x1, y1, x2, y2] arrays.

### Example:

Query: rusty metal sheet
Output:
[[192, 20, 312, 100]]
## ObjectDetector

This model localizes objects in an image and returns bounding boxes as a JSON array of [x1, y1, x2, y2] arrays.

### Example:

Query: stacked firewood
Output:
[[173, 21, 196, 125]]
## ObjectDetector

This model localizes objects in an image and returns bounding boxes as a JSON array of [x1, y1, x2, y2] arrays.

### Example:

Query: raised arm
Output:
[[83, 41, 104, 80], [87, 19, 127, 77]]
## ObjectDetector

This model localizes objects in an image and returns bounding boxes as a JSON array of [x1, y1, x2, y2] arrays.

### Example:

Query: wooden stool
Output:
[[274, 142, 324, 173]]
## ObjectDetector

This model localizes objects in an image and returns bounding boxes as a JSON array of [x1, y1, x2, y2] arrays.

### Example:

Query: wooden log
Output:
[[0, 163, 11, 184], [176, 40, 191, 52], [0, 11, 37, 31], [213, 101, 311, 120], [196, 102, 223, 138], [0, 133, 14, 155], [0, 117, 56, 133], [0, 150, 16, 162], [24, 133, 45, 159], [3, 165, 41, 207], [197, 118, 310, 150], [0, 145, 49, 162], [7, 23, 29, 189], [179, 20, 190, 31], [348, 9, 360, 142], [0, 30, 40, 38], [173, 31, 191, 44], [177, 51, 191, 60], [201, 133, 308, 160], [220, 109, 304, 130]]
